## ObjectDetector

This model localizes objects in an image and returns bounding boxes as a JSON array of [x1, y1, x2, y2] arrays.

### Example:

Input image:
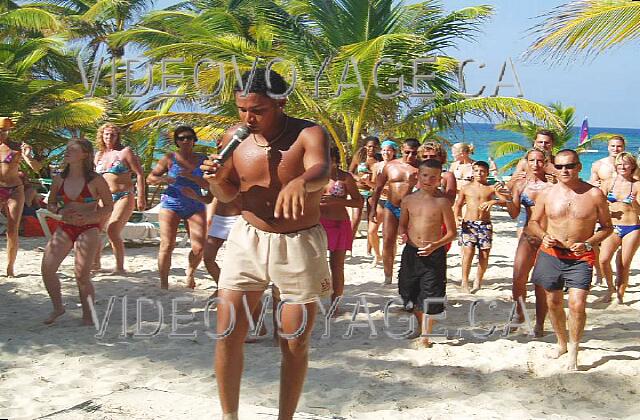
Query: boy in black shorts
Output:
[[398, 159, 456, 347]]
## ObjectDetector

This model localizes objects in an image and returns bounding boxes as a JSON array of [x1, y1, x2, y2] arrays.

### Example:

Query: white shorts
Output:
[[219, 218, 332, 303], [208, 215, 240, 240]]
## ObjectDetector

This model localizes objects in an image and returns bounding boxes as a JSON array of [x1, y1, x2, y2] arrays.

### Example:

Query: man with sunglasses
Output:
[[526, 149, 613, 371], [369, 138, 420, 284], [201, 69, 331, 420]]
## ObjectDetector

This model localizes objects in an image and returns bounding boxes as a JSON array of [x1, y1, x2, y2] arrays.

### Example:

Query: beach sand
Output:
[[1, 211, 639, 419]]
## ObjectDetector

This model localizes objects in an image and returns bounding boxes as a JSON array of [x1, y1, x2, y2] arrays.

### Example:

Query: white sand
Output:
[[1, 211, 639, 419]]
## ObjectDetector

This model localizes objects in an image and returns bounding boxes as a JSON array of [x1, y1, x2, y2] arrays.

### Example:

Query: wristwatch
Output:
[[583, 241, 593, 252]]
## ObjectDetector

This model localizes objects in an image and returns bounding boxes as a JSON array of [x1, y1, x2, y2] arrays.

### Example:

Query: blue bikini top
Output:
[[357, 162, 370, 174], [96, 151, 130, 175], [607, 176, 634, 205], [520, 192, 535, 208]]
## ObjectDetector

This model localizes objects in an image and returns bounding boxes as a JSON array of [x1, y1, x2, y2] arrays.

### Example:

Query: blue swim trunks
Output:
[[384, 200, 401, 219], [459, 220, 493, 250]]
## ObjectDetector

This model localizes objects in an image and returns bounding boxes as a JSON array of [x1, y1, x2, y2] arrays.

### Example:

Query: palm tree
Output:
[[30, 0, 156, 60], [526, 0, 640, 63], [490, 102, 602, 172], [110, 0, 563, 164], [0, 1, 107, 165]]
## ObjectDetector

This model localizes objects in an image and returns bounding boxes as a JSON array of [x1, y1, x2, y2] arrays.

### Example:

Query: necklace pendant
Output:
[[265, 146, 271, 158]]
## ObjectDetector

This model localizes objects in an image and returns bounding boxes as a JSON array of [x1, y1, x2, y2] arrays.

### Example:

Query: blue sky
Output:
[[434, 0, 639, 129]]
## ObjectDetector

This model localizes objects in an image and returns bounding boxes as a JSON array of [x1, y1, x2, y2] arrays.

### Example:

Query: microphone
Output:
[[205, 125, 251, 174]]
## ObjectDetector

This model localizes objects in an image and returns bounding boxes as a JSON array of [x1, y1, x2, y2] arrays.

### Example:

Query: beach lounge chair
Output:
[[36, 208, 161, 244]]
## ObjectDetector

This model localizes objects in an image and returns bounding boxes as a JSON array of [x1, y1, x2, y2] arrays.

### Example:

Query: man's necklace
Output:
[[252, 116, 289, 158]]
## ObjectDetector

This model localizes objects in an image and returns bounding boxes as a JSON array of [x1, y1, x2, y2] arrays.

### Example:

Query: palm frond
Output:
[[27, 98, 107, 130], [526, 0, 640, 63], [0, 7, 62, 31], [489, 141, 528, 158], [129, 112, 235, 132], [499, 156, 522, 174], [590, 132, 622, 142], [418, 96, 565, 131]]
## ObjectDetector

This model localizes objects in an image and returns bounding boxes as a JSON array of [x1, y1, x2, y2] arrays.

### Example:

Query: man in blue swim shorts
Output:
[[369, 138, 420, 284]]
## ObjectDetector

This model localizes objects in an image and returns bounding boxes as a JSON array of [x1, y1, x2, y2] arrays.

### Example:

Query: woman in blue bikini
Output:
[[93, 123, 146, 273], [501, 148, 552, 336], [148, 126, 211, 289], [348, 136, 380, 242], [598, 152, 640, 303]]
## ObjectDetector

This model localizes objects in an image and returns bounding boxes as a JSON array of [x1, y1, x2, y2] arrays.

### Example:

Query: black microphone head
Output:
[[235, 125, 251, 140]]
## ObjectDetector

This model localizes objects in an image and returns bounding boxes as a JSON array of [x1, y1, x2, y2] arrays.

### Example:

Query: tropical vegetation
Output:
[[2, 0, 564, 174], [490, 100, 616, 173], [527, 0, 640, 63]]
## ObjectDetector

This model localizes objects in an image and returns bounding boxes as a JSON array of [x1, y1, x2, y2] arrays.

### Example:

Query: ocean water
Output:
[[440, 123, 640, 179]]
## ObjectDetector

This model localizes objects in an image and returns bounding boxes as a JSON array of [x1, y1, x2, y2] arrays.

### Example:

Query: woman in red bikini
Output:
[[41, 138, 113, 325], [0, 117, 25, 277], [320, 147, 363, 305]]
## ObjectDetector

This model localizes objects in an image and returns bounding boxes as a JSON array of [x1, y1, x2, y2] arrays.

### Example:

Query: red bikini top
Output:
[[57, 179, 96, 205]]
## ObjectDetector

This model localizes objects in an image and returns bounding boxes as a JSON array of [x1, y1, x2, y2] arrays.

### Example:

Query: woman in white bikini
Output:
[[449, 142, 475, 191]]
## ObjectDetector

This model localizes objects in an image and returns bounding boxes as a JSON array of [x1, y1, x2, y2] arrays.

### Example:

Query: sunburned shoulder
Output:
[[388, 158, 407, 167], [338, 169, 355, 181], [297, 122, 325, 142], [585, 183, 605, 197]]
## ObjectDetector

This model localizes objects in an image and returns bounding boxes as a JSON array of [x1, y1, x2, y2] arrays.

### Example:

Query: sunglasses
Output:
[[403, 151, 418, 156], [176, 135, 196, 142], [422, 154, 438, 159], [554, 163, 578, 170]]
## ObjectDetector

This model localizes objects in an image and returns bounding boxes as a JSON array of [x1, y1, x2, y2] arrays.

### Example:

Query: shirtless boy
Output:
[[527, 150, 613, 371], [398, 159, 456, 347], [453, 161, 502, 293], [397, 159, 456, 347], [202, 69, 331, 419], [369, 138, 420, 284]]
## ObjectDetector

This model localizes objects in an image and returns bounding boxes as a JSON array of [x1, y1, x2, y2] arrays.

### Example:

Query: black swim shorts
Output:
[[398, 244, 446, 314]]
